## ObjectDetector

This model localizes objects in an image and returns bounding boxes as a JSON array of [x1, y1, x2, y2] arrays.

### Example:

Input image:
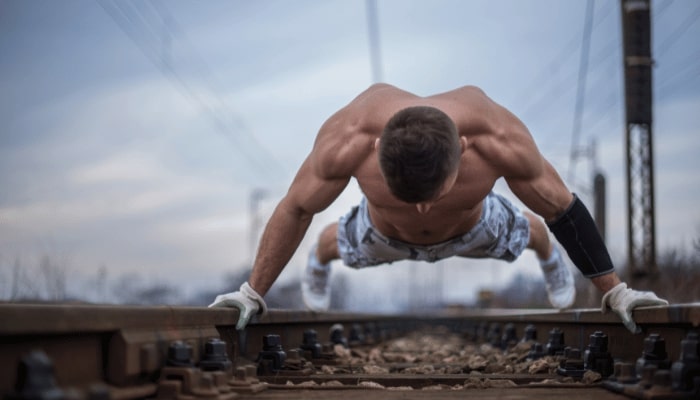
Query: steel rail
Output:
[[0, 303, 698, 399]]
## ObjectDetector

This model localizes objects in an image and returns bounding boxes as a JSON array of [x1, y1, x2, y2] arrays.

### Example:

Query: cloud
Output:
[[70, 151, 167, 185], [0, 75, 260, 290], [1, 0, 699, 306]]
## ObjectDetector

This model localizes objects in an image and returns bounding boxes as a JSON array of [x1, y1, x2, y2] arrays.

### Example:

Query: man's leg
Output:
[[317, 222, 340, 264], [301, 222, 339, 311], [523, 212, 552, 259], [523, 211, 575, 309]]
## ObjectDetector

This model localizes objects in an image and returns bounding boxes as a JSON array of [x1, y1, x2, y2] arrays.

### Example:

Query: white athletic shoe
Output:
[[540, 246, 576, 309], [301, 245, 331, 311]]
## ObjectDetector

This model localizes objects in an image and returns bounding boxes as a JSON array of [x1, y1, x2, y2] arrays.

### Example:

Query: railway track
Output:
[[1, 302, 698, 399]]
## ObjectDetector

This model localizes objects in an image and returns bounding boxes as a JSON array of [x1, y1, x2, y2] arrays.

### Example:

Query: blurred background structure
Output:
[[1, 0, 699, 309]]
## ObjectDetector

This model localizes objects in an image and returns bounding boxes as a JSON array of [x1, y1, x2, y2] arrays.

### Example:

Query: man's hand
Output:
[[208, 282, 268, 330], [601, 282, 669, 334]]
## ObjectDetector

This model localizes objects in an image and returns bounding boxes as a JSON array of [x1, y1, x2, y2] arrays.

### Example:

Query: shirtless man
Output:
[[210, 84, 667, 333]]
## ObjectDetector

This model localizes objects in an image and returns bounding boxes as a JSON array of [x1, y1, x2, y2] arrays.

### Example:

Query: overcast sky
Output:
[[1, 0, 698, 306]]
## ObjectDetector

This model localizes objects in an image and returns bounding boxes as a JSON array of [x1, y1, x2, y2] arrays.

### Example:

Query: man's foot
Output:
[[540, 246, 576, 309], [301, 245, 331, 311]]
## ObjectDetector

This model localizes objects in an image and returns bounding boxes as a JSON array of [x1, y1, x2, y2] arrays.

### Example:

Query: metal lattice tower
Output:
[[621, 0, 657, 277]]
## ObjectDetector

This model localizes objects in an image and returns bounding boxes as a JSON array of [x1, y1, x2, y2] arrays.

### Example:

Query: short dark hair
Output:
[[379, 106, 461, 203]]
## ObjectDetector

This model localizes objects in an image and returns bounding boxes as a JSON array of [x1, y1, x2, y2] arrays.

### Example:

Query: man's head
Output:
[[378, 106, 462, 204]]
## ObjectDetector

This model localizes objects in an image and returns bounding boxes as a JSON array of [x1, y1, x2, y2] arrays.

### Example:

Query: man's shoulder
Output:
[[313, 130, 373, 180], [316, 83, 403, 147], [359, 82, 404, 97], [431, 85, 488, 103], [363, 84, 488, 108], [469, 124, 541, 179], [348, 83, 414, 109], [312, 105, 376, 179], [353, 83, 488, 115]]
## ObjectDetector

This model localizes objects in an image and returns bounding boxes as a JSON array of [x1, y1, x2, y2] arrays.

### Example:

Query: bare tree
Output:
[[39, 254, 68, 301], [111, 272, 142, 304], [95, 264, 108, 303], [133, 284, 179, 305], [10, 256, 21, 300], [109, 272, 182, 305], [0, 252, 6, 300], [492, 272, 548, 308], [10, 256, 40, 301]]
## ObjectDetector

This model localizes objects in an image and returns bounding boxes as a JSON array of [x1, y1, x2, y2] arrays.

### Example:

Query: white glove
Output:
[[601, 282, 669, 334], [208, 282, 268, 330]]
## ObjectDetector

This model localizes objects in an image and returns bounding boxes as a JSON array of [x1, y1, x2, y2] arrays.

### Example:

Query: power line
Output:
[[580, 1, 700, 139], [654, 1, 700, 59], [568, 0, 596, 184], [571, 21, 623, 147], [658, 46, 700, 80], [583, 0, 700, 128], [653, 0, 676, 20], [511, 0, 614, 118], [97, 0, 286, 182], [653, 1, 700, 98], [582, 90, 622, 136], [148, 1, 286, 173], [657, 64, 700, 98]]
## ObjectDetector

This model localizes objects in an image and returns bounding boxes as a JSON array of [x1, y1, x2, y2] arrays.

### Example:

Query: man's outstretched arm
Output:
[[544, 191, 668, 333], [478, 87, 669, 332], [209, 148, 351, 329], [506, 144, 668, 333], [249, 159, 350, 297]]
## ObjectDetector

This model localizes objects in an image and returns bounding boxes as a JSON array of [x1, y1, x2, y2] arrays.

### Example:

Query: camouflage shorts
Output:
[[337, 192, 530, 268]]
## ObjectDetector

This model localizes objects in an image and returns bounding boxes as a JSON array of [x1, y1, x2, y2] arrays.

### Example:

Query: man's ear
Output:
[[374, 138, 381, 150], [459, 136, 468, 154]]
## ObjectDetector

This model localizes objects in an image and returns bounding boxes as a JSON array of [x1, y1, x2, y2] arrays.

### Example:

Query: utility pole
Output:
[[249, 188, 267, 267], [573, 138, 607, 243], [620, 0, 657, 277], [594, 171, 606, 243], [366, 0, 383, 83]]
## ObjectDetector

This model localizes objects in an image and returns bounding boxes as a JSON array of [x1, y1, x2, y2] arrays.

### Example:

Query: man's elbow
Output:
[[277, 196, 316, 223]]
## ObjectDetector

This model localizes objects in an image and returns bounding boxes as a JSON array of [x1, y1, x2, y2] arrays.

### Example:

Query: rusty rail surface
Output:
[[0, 303, 698, 399]]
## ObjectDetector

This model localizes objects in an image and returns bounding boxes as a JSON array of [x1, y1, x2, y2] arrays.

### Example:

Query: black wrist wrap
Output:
[[547, 194, 614, 278]]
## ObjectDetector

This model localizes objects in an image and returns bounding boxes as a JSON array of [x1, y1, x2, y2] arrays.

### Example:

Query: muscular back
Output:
[[303, 84, 565, 245]]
